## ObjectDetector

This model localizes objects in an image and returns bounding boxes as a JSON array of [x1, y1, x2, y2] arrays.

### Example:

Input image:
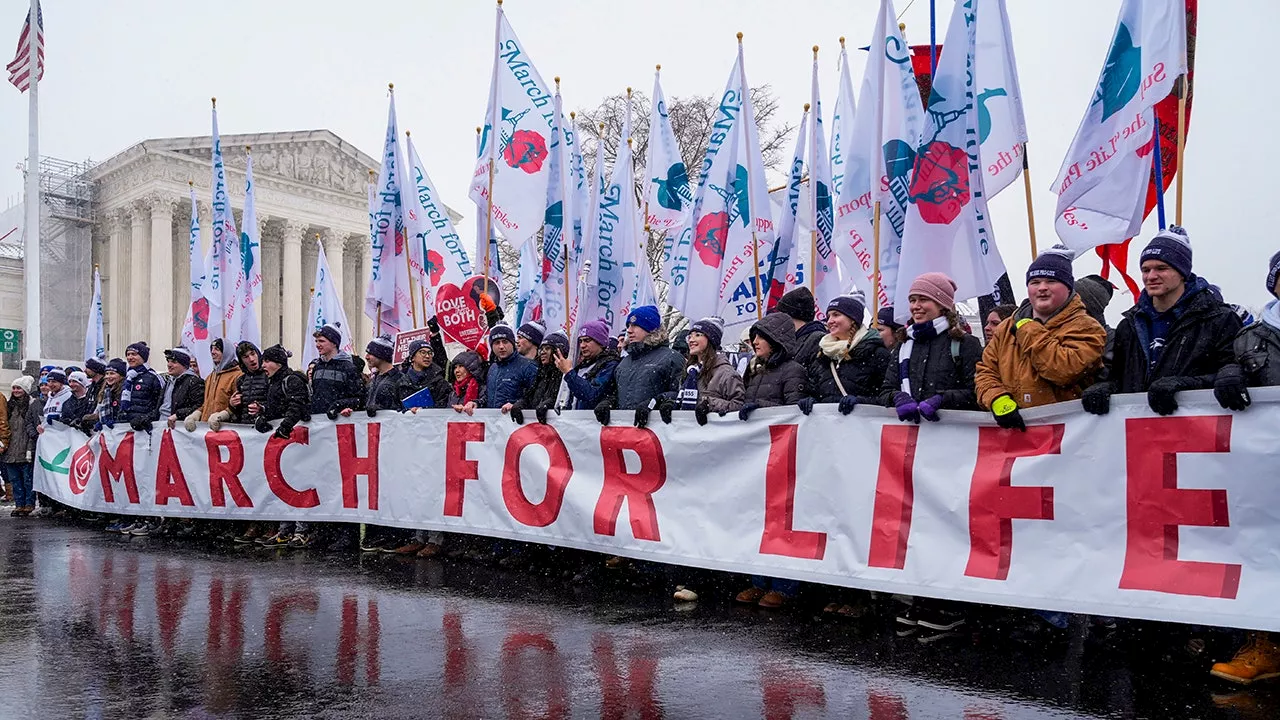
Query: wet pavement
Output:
[[0, 518, 1275, 719]]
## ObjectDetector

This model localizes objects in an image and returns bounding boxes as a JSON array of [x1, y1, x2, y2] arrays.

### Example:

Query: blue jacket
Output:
[[309, 352, 364, 415], [485, 352, 537, 408], [119, 366, 164, 423], [562, 351, 619, 410]]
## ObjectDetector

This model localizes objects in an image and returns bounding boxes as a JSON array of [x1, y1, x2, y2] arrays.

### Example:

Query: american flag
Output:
[[6, 2, 43, 93]]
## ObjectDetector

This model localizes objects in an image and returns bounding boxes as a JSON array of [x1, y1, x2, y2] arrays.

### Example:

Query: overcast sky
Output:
[[2, 0, 1276, 311]]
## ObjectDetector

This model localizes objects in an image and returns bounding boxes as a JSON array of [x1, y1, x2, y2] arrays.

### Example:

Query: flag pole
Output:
[[403, 127, 420, 328], [1021, 145, 1038, 259], [1152, 116, 1168, 230], [929, 0, 938, 77], [872, 201, 882, 322], [1175, 76, 1188, 226], [21, 0, 41, 365], [807, 51, 818, 296], [482, 1, 502, 287]]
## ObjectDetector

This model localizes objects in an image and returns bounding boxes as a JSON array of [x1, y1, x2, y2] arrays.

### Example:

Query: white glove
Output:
[[183, 410, 203, 433], [208, 410, 232, 432]]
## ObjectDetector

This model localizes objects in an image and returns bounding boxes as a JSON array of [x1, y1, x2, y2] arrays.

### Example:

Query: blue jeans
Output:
[[3, 463, 33, 508], [751, 575, 800, 597]]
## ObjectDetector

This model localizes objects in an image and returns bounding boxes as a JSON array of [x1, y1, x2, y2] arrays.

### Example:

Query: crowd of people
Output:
[[4, 226, 1278, 688]]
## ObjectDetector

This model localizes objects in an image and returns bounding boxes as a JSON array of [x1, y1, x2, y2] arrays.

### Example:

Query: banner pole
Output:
[[1175, 77, 1188, 227], [751, 232, 763, 320], [563, 244, 571, 335], [1152, 116, 1168, 230], [1021, 145, 1038, 260], [872, 201, 882, 324]]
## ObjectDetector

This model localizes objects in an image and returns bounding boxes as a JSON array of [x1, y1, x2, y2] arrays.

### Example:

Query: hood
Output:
[[1133, 274, 1212, 321], [625, 328, 670, 356], [796, 320, 826, 339], [751, 313, 798, 360]]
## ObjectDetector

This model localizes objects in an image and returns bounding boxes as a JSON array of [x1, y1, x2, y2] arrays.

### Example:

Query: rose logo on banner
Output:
[[70, 443, 95, 495], [499, 108, 549, 174], [908, 140, 971, 225], [425, 249, 446, 286]]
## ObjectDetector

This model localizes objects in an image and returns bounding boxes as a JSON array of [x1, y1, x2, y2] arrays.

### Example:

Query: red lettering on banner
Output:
[[337, 595, 381, 686], [592, 634, 660, 720], [1119, 416, 1241, 599], [503, 424, 573, 527], [762, 663, 827, 719], [868, 426, 919, 569], [154, 564, 192, 658], [760, 425, 827, 560], [965, 425, 1062, 581], [337, 423, 380, 511], [595, 427, 666, 541], [265, 591, 319, 664], [867, 690, 908, 719], [205, 431, 252, 508], [445, 422, 485, 517], [501, 632, 569, 720], [98, 433, 139, 504], [155, 430, 196, 507], [264, 427, 319, 508]]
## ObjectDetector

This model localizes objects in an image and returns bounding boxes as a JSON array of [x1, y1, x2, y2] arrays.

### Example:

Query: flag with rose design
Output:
[[179, 187, 213, 375], [364, 93, 415, 334], [539, 88, 569, 334], [469, 3, 556, 248], [405, 135, 474, 320], [893, 0, 1008, 323]]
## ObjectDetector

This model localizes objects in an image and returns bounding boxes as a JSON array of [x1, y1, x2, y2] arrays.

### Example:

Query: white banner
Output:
[[34, 390, 1280, 632]]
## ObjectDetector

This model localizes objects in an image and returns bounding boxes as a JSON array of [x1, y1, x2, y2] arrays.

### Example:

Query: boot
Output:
[[2, 482, 12, 503]]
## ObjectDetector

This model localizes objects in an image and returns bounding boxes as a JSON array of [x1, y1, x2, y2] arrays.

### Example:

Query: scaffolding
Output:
[[30, 155, 96, 361]]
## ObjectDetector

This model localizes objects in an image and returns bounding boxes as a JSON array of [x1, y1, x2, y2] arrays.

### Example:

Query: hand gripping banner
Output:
[[35, 389, 1280, 632]]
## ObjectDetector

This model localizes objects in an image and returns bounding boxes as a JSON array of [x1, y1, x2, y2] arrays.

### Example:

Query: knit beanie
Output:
[[106, 358, 127, 376], [46, 369, 67, 385], [1074, 274, 1115, 324], [164, 347, 192, 368], [876, 306, 902, 330], [1139, 225, 1192, 279], [775, 287, 817, 322], [366, 335, 395, 363], [10, 375, 35, 396], [406, 339, 430, 360], [211, 338, 224, 353], [826, 291, 867, 325], [517, 321, 546, 347], [68, 371, 89, 388], [1026, 246, 1076, 292], [84, 357, 107, 375], [262, 344, 292, 367], [578, 319, 612, 348], [689, 316, 726, 349], [626, 305, 662, 333], [126, 341, 150, 363], [541, 331, 570, 357], [313, 323, 343, 347], [907, 272, 957, 311], [489, 323, 517, 346], [1267, 250, 1280, 299]]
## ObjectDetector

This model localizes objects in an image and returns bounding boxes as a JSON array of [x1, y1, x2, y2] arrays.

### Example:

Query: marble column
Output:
[[106, 209, 128, 358], [173, 201, 194, 345], [321, 228, 345, 301], [198, 200, 213, 259], [343, 235, 363, 342], [358, 240, 373, 346], [148, 194, 176, 353], [281, 220, 306, 354], [261, 223, 282, 347], [128, 202, 150, 348]]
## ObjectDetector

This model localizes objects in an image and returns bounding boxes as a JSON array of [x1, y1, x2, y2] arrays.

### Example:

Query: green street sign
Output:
[[0, 328, 20, 354]]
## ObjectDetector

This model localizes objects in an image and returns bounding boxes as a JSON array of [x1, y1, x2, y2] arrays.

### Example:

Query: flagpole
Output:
[[807, 57, 817, 295], [1175, 76, 1188, 226], [1021, 145, 1038, 259], [482, 1, 502, 287], [23, 0, 40, 364], [1152, 116, 1168, 230], [929, 0, 938, 77], [403, 128, 420, 328], [872, 201, 882, 322]]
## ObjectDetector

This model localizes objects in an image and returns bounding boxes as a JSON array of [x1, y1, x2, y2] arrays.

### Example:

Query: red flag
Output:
[[1096, 0, 1197, 298]]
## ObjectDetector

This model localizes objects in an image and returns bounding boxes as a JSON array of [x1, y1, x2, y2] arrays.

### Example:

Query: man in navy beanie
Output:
[[1082, 226, 1247, 416]]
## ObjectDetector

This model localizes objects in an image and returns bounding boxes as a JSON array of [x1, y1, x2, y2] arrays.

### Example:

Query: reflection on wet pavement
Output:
[[0, 519, 1275, 719]]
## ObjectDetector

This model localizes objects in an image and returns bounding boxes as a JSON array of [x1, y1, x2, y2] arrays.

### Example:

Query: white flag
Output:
[[405, 134, 474, 319], [539, 87, 569, 334], [207, 105, 245, 354], [1052, 0, 1186, 253], [302, 240, 354, 369], [592, 119, 645, 333], [771, 107, 810, 300], [179, 186, 214, 375], [469, 4, 556, 247], [835, 0, 925, 312], [667, 39, 775, 337], [364, 93, 414, 334], [893, 0, 1008, 323], [516, 238, 544, 327], [644, 67, 691, 238], [575, 129, 608, 330], [829, 40, 858, 203], [238, 153, 262, 346], [84, 267, 104, 363], [975, 0, 1030, 198], [808, 52, 842, 310], [563, 111, 589, 336]]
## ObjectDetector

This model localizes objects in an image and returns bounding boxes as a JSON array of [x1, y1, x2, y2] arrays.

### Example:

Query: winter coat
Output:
[[878, 329, 983, 409], [975, 294, 1106, 410], [264, 368, 311, 429], [743, 313, 807, 407], [516, 362, 564, 411], [365, 367, 404, 412], [1234, 320, 1280, 387], [25, 396, 40, 443], [485, 352, 538, 408], [688, 353, 745, 414], [613, 330, 686, 410], [792, 319, 827, 372], [310, 352, 364, 415], [562, 351, 619, 410], [448, 376, 482, 407], [231, 369, 270, 423], [806, 330, 892, 403], [42, 386, 73, 423], [398, 364, 450, 409], [2, 394, 29, 462], [166, 372, 206, 420], [0, 393, 7, 450], [59, 393, 96, 431], [119, 366, 164, 423], [1107, 277, 1243, 394], [200, 363, 243, 420]]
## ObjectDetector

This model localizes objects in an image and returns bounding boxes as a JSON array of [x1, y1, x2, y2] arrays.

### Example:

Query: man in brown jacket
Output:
[[184, 338, 244, 431], [975, 247, 1106, 431]]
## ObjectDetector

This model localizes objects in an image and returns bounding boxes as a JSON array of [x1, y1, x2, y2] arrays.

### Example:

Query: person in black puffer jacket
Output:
[[260, 345, 311, 438], [310, 324, 364, 419], [222, 342, 271, 430], [511, 332, 569, 424], [160, 348, 205, 429], [1081, 228, 1245, 416], [800, 293, 891, 415], [399, 339, 450, 410], [57, 372, 97, 433], [599, 306, 685, 427], [119, 342, 165, 431], [774, 287, 826, 373], [739, 312, 807, 420], [877, 273, 983, 419], [361, 336, 403, 415]]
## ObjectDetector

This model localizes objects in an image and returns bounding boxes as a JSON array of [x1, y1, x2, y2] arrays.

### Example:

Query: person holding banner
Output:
[[1081, 227, 1246, 417], [223, 343, 269, 432], [798, 292, 891, 419], [602, 306, 684, 428], [83, 358, 107, 404], [360, 337, 404, 416], [161, 349, 205, 433], [510, 332, 569, 425], [516, 322, 546, 362], [486, 324, 538, 415], [310, 325, 364, 421], [118, 343, 165, 434], [678, 317, 744, 427], [738, 313, 807, 422], [186, 339, 243, 433], [557, 320, 619, 412], [259, 344, 315, 549], [399, 340, 450, 412], [447, 351, 485, 414], [3, 376, 36, 515]]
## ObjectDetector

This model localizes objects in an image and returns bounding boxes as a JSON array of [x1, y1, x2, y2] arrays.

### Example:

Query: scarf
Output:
[[1263, 299, 1280, 333], [898, 316, 951, 396], [818, 327, 870, 363]]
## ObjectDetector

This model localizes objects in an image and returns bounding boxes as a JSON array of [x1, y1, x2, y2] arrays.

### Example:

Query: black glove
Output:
[[1081, 382, 1113, 415], [46, 414, 60, 426], [797, 397, 815, 415], [991, 395, 1027, 432], [738, 402, 760, 421], [634, 405, 651, 429], [594, 400, 613, 426], [1213, 365, 1252, 412], [656, 398, 675, 424], [427, 316, 440, 333], [1148, 376, 1195, 416], [366, 407, 378, 417], [273, 421, 295, 440], [510, 404, 525, 425], [838, 395, 859, 416], [535, 406, 550, 424], [694, 401, 710, 426], [326, 405, 341, 421], [129, 419, 152, 433], [103, 419, 115, 430], [255, 417, 274, 434]]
